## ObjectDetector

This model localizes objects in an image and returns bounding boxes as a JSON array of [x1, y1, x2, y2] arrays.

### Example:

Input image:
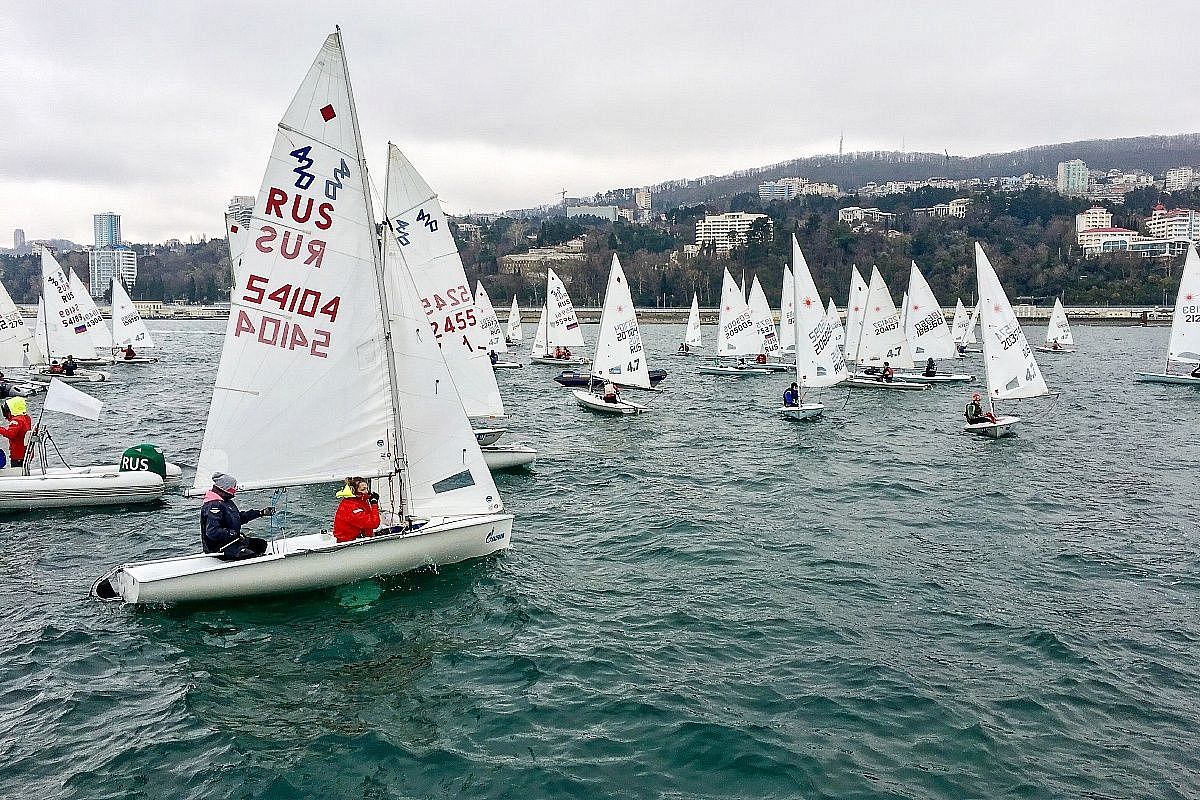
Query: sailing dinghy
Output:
[[699, 268, 772, 375], [571, 255, 653, 414], [845, 266, 929, 391], [747, 275, 787, 370], [109, 278, 159, 363], [965, 243, 1050, 437], [779, 238, 847, 420], [1035, 298, 1076, 354], [92, 31, 513, 604], [530, 269, 589, 365], [0, 276, 44, 397], [475, 283, 521, 368], [677, 293, 702, 355], [1135, 244, 1200, 385], [826, 298, 845, 354], [505, 297, 523, 347], [779, 266, 796, 354], [29, 249, 111, 382], [898, 261, 974, 384]]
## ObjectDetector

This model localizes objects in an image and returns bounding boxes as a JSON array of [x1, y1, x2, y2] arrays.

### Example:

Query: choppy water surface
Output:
[[1, 320, 1198, 799]]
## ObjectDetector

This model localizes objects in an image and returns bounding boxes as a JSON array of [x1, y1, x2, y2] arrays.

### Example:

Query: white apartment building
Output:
[[1075, 207, 1112, 233], [837, 207, 895, 226], [695, 212, 772, 252], [634, 188, 652, 211], [566, 205, 618, 221], [1164, 167, 1195, 192], [1056, 160, 1089, 196], [88, 246, 137, 298], [227, 195, 255, 227], [1145, 204, 1200, 242]]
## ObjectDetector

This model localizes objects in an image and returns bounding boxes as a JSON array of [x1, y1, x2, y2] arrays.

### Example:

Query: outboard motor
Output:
[[119, 443, 167, 479]]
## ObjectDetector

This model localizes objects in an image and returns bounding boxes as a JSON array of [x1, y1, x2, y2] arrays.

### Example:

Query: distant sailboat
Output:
[[845, 265, 928, 390], [900, 261, 973, 383], [572, 255, 652, 414], [475, 282, 520, 369], [679, 292, 702, 355], [966, 243, 1049, 437], [699, 268, 771, 376], [780, 237, 847, 420], [779, 266, 796, 354], [844, 265, 868, 361], [530, 268, 589, 365], [1035, 298, 1076, 354], [109, 278, 159, 363], [747, 275, 782, 362], [505, 296, 523, 347], [1135, 243, 1200, 385], [30, 248, 110, 383], [826, 297, 845, 352]]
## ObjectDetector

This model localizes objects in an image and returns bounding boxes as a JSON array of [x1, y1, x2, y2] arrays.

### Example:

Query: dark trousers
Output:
[[219, 537, 268, 561]]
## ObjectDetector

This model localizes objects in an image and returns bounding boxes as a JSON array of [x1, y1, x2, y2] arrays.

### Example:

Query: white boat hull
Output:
[[571, 389, 647, 415], [472, 427, 506, 446], [0, 382, 41, 397], [844, 376, 931, 391], [491, 361, 522, 369], [1034, 346, 1075, 354], [780, 403, 824, 420], [530, 356, 590, 366], [895, 372, 975, 384], [1134, 372, 1200, 385], [481, 445, 537, 470], [91, 513, 514, 605], [964, 414, 1020, 438], [28, 368, 110, 383], [697, 365, 772, 376], [0, 467, 167, 510], [113, 356, 160, 364]]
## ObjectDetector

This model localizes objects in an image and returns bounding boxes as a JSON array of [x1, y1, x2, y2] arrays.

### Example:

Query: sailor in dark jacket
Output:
[[200, 472, 273, 560]]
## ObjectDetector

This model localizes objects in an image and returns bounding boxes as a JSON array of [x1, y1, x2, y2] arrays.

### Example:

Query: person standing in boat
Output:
[[332, 477, 381, 543], [783, 383, 799, 407], [0, 398, 31, 468], [964, 392, 996, 424], [62, 355, 77, 376], [201, 472, 273, 560], [923, 358, 938, 377]]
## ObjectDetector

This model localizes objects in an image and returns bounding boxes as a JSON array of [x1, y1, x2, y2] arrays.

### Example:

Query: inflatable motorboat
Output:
[[0, 442, 182, 512]]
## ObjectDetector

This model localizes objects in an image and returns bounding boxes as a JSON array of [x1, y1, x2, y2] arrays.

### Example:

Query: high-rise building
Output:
[[227, 195, 255, 227], [13, 229, 24, 251], [1164, 167, 1195, 192], [1056, 160, 1089, 196], [94, 212, 121, 247], [1145, 204, 1200, 242], [89, 246, 138, 298], [695, 212, 772, 252], [634, 188, 652, 211]]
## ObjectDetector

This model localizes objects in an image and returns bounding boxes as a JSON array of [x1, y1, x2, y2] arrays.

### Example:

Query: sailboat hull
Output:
[[491, 361, 523, 369], [844, 376, 931, 391], [697, 365, 772, 376], [964, 415, 1020, 438], [0, 468, 168, 511], [481, 445, 537, 470], [571, 389, 647, 414], [91, 513, 514, 605], [530, 356, 590, 366], [895, 372, 975, 384], [27, 369, 110, 383], [779, 403, 824, 420], [1034, 346, 1075, 354], [472, 428, 506, 446], [1134, 372, 1200, 385]]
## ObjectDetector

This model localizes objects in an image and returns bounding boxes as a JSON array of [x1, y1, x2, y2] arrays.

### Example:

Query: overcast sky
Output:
[[2, 1, 1198, 244]]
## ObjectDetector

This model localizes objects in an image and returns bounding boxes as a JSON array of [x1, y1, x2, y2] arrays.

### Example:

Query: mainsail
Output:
[[0, 277, 41, 367], [545, 268, 585, 350], [111, 278, 156, 348], [844, 265, 868, 359], [747, 276, 780, 356], [506, 296, 522, 343], [855, 265, 913, 369], [716, 268, 759, 356], [826, 297, 845, 350], [1167, 244, 1200, 363], [792, 237, 847, 388], [904, 261, 955, 359], [530, 306, 549, 358], [950, 299, 971, 344], [591, 255, 650, 389], [976, 243, 1047, 402], [40, 248, 97, 361], [1045, 298, 1074, 347], [67, 270, 111, 352], [684, 293, 702, 347], [474, 282, 507, 354], [779, 266, 796, 353]]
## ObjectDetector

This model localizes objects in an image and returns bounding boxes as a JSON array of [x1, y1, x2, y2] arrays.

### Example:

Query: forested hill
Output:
[[651, 134, 1200, 207]]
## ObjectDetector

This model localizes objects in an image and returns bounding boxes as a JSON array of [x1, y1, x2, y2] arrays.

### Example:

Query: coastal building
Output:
[[695, 212, 772, 252], [634, 188, 652, 211], [836, 206, 895, 226], [1075, 207, 1112, 234], [566, 205, 618, 221], [94, 212, 121, 247], [498, 237, 587, 275], [759, 177, 840, 201], [13, 229, 24, 251], [912, 198, 972, 219], [1056, 160, 1088, 196], [1145, 204, 1200, 242], [88, 245, 137, 298], [1164, 167, 1195, 192], [227, 195, 255, 227]]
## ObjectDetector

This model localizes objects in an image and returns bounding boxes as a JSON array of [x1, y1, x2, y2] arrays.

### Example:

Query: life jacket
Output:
[[0, 414, 32, 461], [332, 495, 381, 543]]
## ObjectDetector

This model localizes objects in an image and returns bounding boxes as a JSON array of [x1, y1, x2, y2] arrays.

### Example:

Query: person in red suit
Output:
[[332, 477, 381, 543], [0, 397, 32, 468]]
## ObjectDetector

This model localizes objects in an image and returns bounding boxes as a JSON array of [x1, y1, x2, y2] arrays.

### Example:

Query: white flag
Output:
[[43, 378, 103, 421]]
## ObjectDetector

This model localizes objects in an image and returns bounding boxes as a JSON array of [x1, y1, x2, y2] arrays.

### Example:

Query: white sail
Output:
[[506, 296, 522, 343], [1167, 244, 1200, 363], [111, 278, 155, 348], [855, 265, 913, 368], [193, 33, 396, 492], [382, 213, 502, 519], [64, 269, 110, 352], [0, 278, 41, 367], [685, 293, 702, 347], [382, 143, 502, 419], [474, 281, 507, 354], [591, 255, 650, 389], [225, 211, 249, 264], [950, 299, 971, 344], [779, 266, 796, 353], [546, 268, 585, 349], [965, 303, 980, 344], [34, 298, 46, 360], [716, 268, 760, 357], [530, 305, 548, 358], [844, 265, 868, 358], [905, 261, 955, 359], [40, 248, 97, 361], [792, 237, 847, 388], [826, 297, 845, 350], [747, 275, 780, 355], [1045, 298, 1073, 347], [976, 243, 1047, 402]]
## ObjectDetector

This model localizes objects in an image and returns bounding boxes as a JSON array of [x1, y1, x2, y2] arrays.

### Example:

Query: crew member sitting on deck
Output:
[[62, 355, 77, 376], [488, 350, 498, 365], [783, 382, 799, 407], [0, 398, 32, 468], [332, 477, 381, 543], [122, 345, 136, 360], [48, 359, 63, 375], [1050, 339, 1061, 351], [923, 358, 937, 377], [755, 353, 767, 364], [602, 380, 620, 404], [200, 472, 273, 561], [956, 342, 967, 355], [877, 361, 894, 383], [678, 342, 690, 354], [964, 393, 997, 424]]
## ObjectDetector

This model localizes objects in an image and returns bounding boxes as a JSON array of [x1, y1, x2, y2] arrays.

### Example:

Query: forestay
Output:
[[716, 268, 760, 357], [1167, 244, 1200, 363], [1045, 298, 1073, 347], [685, 293, 702, 347], [67, 270, 111, 352], [844, 265, 868, 358], [474, 281, 507, 354], [826, 297, 845, 350], [193, 33, 395, 492], [506, 296, 522, 343], [382, 144, 502, 418], [976, 243, 1047, 401], [904, 261, 955, 359], [779, 266, 796, 353], [530, 306, 549, 358], [546, 268, 585, 348], [0, 277, 41, 367], [111, 278, 156, 348], [591, 255, 650, 389], [855, 265, 913, 369], [792, 237, 847, 387], [747, 276, 780, 356], [40, 248, 97, 361]]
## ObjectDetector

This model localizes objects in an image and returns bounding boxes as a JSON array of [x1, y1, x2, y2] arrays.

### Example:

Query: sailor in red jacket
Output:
[[332, 477, 381, 543], [0, 397, 33, 467]]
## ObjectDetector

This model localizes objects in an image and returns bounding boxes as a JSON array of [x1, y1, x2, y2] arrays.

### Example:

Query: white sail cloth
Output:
[[779, 266, 796, 353], [826, 297, 845, 350], [546, 268, 585, 348], [475, 282, 507, 354], [591, 255, 650, 389], [904, 261, 955, 360], [1045, 298, 1073, 347], [791, 237, 847, 388], [0, 277, 41, 367], [747, 276, 780, 355], [716, 268, 759, 357], [844, 265, 868, 358], [1167, 244, 1200, 363], [855, 265, 913, 369], [685, 293, 702, 347], [39, 248, 96, 361], [111, 278, 155, 348], [976, 243, 1047, 401], [506, 297, 522, 343]]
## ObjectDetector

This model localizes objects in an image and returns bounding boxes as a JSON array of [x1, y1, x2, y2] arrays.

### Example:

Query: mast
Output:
[[338, 28, 408, 509]]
